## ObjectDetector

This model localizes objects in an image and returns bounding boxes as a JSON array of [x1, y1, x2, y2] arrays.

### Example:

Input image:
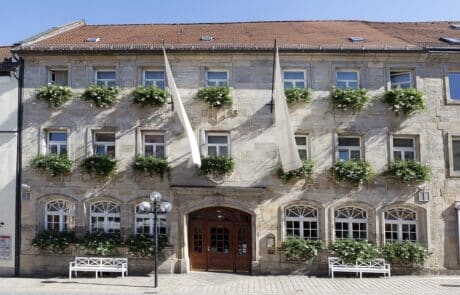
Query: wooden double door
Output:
[[189, 207, 252, 273]]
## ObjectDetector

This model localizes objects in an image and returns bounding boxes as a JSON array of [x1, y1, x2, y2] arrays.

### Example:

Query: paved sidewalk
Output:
[[1, 272, 460, 295]]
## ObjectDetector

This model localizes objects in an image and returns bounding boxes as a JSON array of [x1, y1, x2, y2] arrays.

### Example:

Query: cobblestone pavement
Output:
[[1, 272, 460, 295]]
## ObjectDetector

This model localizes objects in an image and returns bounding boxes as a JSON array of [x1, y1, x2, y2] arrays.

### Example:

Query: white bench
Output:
[[328, 257, 391, 279], [69, 257, 128, 279]]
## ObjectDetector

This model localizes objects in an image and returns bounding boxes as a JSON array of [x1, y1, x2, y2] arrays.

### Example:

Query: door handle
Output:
[[207, 246, 210, 252]]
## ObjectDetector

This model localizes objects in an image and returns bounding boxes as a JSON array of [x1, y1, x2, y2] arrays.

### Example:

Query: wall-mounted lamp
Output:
[[266, 234, 276, 254]]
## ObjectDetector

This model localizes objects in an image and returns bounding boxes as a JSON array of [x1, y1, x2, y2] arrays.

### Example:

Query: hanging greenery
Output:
[[200, 155, 235, 176], [277, 159, 314, 183], [383, 88, 425, 116], [125, 235, 168, 257], [132, 85, 169, 107], [82, 232, 123, 256], [284, 88, 312, 105], [36, 84, 73, 108], [81, 85, 119, 108], [387, 161, 431, 184], [32, 231, 76, 254], [31, 154, 73, 177], [331, 87, 371, 112], [196, 86, 232, 108], [330, 160, 374, 186], [281, 236, 324, 262], [133, 156, 170, 180], [381, 241, 430, 266], [330, 239, 380, 264], [80, 155, 118, 177]]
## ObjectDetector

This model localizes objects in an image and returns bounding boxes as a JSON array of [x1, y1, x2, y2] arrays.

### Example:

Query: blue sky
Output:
[[1, 0, 459, 44]]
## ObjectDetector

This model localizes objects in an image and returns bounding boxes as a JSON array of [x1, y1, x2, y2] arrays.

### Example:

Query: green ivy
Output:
[[82, 232, 123, 256], [36, 84, 73, 108], [80, 155, 118, 178], [126, 235, 168, 257], [200, 155, 235, 176], [31, 154, 73, 177], [132, 85, 169, 107], [282, 236, 323, 262], [32, 231, 76, 254], [384, 88, 426, 116], [331, 87, 371, 112], [330, 239, 380, 264], [197, 86, 232, 108], [382, 241, 430, 266], [82, 85, 119, 108], [133, 156, 170, 180], [277, 159, 314, 183], [387, 161, 431, 184], [284, 88, 312, 105], [330, 160, 374, 186]]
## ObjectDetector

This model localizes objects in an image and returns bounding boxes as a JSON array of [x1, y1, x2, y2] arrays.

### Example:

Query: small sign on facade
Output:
[[0, 236, 12, 260]]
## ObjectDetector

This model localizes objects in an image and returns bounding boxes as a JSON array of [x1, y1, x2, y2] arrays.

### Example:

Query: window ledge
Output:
[[445, 99, 460, 105]]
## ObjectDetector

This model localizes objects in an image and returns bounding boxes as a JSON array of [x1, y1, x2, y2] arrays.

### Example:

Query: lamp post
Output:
[[139, 191, 172, 288]]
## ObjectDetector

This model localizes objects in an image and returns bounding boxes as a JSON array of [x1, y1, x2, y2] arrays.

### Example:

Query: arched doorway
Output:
[[188, 207, 252, 273]]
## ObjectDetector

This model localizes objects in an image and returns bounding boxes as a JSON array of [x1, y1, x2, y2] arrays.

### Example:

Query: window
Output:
[[283, 70, 306, 89], [338, 136, 361, 161], [393, 137, 416, 161], [206, 133, 229, 156], [453, 137, 460, 171], [390, 71, 412, 89], [47, 131, 68, 155], [448, 72, 460, 100], [384, 208, 417, 242], [143, 70, 165, 88], [93, 132, 115, 157], [95, 70, 117, 87], [206, 71, 228, 87], [336, 71, 359, 89], [335, 207, 367, 240], [143, 132, 165, 158], [135, 203, 167, 236], [90, 201, 120, 233], [45, 200, 73, 232], [285, 206, 318, 240], [48, 69, 68, 86], [295, 135, 308, 160]]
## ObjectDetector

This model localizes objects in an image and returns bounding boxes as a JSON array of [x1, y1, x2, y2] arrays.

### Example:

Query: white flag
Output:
[[273, 46, 303, 172], [163, 48, 201, 167]]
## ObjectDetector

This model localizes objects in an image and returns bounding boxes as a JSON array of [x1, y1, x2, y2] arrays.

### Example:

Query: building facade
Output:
[[13, 20, 460, 275]]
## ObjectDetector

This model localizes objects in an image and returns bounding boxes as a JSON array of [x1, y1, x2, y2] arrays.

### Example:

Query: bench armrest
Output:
[[69, 262, 75, 267]]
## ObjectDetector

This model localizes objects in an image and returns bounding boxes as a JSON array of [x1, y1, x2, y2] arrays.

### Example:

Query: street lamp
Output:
[[139, 191, 172, 288]]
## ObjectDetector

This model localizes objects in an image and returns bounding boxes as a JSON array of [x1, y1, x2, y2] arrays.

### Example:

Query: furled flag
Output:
[[163, 47, 201, 167], [272, 43, 303, 172]]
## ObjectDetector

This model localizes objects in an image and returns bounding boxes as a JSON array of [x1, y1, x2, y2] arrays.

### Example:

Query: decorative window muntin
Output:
[[142, 132, 165, 158], [448, 72, 460, 100], [48, 69, 68, 86], [205, 71, 228, 87], [338, 136, 361, 161], [390, 71, 412, 89], [143, 70, 165, 88], [89, 201, 121, 233], [47, 131, 68, 156], [283, 70, 306, 89], [134, 203, 167, 236], [334, 206, 368, 240], [206, 132, 230, 156], [95, 70, 117, 87], [393, 137, 416, 161], [93, 132, 115, 157], [295, 135, 309, 160], [336, 70, 359, 89], [45, 200, 73, 232], [285, 205, 319, 240], [384, 208, 417, 242]]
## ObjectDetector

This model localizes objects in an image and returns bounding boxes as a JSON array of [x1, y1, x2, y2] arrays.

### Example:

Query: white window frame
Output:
[[390, 71, 413, 89], [46, 130, 68, 156], [295, 135, 309, 160], [45, 200, 73, 232], [284, 205, 319, 240], [93, 131, 116, 157], [337, 136, 362, 161], [334, 207, 368, 240], [205, 132, 230, 157], [143, 69, 165, 88], [142, 131, 165, 158], [47, 68, 69, 86], [335, 70, 360, 89], [95, 69, 117, 87], [392, 137, 416, 161], [134, 203, 167, 236], [450, 134, 460, 175], [384, 208, 418, 242], [205, 70, 229, 87], [283, 69, 307, 89], [89, 201, 121, 234]]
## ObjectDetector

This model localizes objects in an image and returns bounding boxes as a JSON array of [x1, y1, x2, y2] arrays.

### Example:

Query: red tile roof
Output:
[[14, 20, 460, 53], [0, 46, 12, 61]]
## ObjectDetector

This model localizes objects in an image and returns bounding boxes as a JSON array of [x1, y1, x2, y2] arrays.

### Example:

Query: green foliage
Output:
[[200, 156, 235, 176], [32, 230, 76, 254], [36, 84, 73, 108], [197, 86, 232, 108], [282, 236, 324, 262], [387, 161, 431, 184], [132, 85, 169, 107], [81, 85, 119, 108], [331, 87, 371, 112], [330, 160, 374, 186], [126, 235, 168, 257], [330, 239, 380, 264], [83, 232, 123, 256], [133, 156, 170, 180], [80, 155, 118, 178], [284, 88, 312, 105], [277, 159, 314, 183], [382, 241, 430, 266], [31, 154, 73, 177], [384, 88, 425, 116]]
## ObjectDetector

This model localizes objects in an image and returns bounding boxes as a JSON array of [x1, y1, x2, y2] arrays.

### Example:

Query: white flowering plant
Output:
[[383, 88, 425, 116], [331, 87, 371, 112], [36, 84, 73, 107], [330, 160, 374, 186], [82, 84, 119, 108], [196, 86, 232, 108], [132, 85, 169, 107]]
